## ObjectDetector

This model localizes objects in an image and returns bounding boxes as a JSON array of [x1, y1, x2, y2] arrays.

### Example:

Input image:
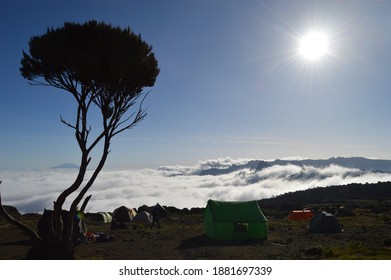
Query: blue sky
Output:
[[1, 0, 391, 170]]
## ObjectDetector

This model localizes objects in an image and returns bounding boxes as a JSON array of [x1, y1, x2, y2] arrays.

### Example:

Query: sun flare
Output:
[[299, 31, 329, 61]]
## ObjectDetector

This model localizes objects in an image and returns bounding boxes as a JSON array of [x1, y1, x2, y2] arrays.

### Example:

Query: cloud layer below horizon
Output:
[[2, 157, 391, 213]]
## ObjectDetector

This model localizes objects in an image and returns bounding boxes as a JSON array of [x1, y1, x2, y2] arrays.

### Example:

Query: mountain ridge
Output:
[[199, 157, 391, 176], [51, 163, 79, 169]]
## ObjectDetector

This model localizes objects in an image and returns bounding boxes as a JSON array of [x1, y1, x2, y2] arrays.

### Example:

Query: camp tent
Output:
[[138, 203, 168, 218], [132, 211, 152, 225], [308, 211, 343, 234], [287, 209, 313, 221], [87, 212, 113, 223], [1, 205, 21, 220], [335, 206, 354, 217], [112, 206, 137, 223], [204, 200, 268, 241], [152, 203, 168, 218]]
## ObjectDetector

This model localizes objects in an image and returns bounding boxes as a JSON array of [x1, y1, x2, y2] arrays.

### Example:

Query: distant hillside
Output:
[[259, 181, 391, 209], [257, 157, 391, 172], [51, 163, 79, 169], [199, 160, 260, 176], [199, 157, 391, 176]]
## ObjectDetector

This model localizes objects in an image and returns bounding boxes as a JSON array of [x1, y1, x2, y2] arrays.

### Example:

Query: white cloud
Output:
[[1, 158, 391, 214], [197, 157, 254, 170]]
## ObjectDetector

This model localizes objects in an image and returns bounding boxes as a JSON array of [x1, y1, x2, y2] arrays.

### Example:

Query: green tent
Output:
[[204, 200, 268, 241]]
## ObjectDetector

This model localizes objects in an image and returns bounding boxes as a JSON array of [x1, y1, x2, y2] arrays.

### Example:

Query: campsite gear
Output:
[[204, 200, 268, 241], [84, 231, 95, 241], [95, 232, 113, 243], [287, 209, 314, 221], [308, 211, 343, 234], [112, 206, 137, 223]]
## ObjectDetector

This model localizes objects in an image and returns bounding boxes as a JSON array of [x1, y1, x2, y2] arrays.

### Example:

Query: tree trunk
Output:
[[1, 182, 93, 260], [53, 152, 90, 242]]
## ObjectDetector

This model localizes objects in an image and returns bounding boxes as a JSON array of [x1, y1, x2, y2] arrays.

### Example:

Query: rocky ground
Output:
[[1, 201, 391, 260]]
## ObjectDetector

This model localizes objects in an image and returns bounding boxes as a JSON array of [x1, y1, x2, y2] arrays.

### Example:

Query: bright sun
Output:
[[299, 31, 329, 61]]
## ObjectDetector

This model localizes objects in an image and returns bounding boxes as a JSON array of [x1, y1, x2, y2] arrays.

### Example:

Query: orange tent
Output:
[[287, 209, 313, 221]]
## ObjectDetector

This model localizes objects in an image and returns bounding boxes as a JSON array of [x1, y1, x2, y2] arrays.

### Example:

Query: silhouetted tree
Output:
[[0, 20, 159, 259]]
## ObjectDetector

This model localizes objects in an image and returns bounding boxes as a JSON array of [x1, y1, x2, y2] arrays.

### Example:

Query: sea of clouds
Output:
[[2, 157, 391, 214]]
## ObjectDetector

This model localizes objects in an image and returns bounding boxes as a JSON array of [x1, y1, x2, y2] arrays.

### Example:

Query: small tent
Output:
[[204, 200, 268, 241], [1, 205, 21, 220], [335, 206, 354, 217], [308, 211, 343, 234], [138, 203, 168, 218], [87, 212, 113, 223], [112, 206, 137, 223], [152, 203, 168, 218], [132, 211, 152, 225], [287, 209, 313, 221]]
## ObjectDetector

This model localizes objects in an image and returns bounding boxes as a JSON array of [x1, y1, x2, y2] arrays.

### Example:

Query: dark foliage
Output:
[[20, 20, 159, 96]]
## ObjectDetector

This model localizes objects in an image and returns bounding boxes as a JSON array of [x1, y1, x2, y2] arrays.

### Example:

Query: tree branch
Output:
[[111, 92, 149, 137], [65, 136, 111, 241], [0, 185, 41, 242], [60, 116, 77, 130], [80, 195, 92, 212]]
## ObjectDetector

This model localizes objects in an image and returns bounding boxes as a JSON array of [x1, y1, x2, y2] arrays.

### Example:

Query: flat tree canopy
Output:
[[21, 20, 159, 97]]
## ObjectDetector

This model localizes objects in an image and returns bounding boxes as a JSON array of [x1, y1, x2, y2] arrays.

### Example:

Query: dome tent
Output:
[[308, 211, 343, 234], [87, 212, 113, 223], [112, 206, 137, 223], [132, 211, 152, 225]]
